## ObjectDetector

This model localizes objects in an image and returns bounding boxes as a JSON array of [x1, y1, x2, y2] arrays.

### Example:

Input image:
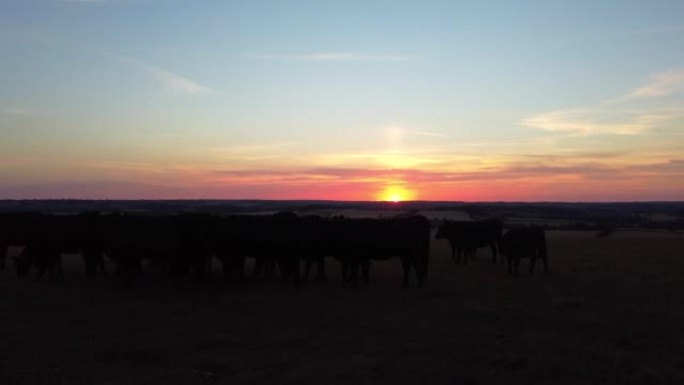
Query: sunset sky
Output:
[[1, 0, 683, 201]]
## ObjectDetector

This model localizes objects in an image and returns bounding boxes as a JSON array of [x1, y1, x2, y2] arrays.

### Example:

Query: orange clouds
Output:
[[2, 158, 682, 201]]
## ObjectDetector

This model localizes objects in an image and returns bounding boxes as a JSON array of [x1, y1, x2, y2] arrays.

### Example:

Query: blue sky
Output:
[[1, 0, 683, 200]]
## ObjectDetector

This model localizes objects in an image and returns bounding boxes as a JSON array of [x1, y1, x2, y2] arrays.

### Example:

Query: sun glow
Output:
[[378, 186, 413, 202]]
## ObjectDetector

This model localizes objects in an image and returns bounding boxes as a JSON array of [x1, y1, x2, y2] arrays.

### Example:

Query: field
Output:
[[1, 231, 684, 384]]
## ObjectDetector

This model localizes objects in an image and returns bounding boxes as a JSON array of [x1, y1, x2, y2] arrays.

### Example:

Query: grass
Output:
[[1, 231, 683, 384]]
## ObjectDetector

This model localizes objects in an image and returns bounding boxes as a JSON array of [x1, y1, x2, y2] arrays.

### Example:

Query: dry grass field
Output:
[[1, 231, 684, 384]]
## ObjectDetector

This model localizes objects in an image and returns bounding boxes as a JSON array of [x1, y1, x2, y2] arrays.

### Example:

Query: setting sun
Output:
[[378, 186, 413, 202]]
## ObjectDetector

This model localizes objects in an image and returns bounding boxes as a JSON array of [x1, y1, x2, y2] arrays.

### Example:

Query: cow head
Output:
[[434, 221, 452, 240]]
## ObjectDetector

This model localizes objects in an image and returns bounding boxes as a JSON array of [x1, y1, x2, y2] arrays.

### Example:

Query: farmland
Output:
[[1, 228, 683, 384]]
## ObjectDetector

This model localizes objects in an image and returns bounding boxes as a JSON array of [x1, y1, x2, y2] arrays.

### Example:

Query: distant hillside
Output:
[[0, 200, 682, 232]]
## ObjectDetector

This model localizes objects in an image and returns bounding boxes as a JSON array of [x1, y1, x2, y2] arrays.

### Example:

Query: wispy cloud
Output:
[[522, 69, 684, 135], [521, 108, 681, 135], [246, 52, 412, 62], [5, 152, 681, 200], [210, 158, 684, 187], [105, 53, 217, 96], [624, 69, 684, 99], [411, 130, 450, 138], [1, 108, 32, 115]]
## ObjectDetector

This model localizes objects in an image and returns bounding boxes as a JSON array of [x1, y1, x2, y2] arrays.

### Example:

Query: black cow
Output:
[[9, 214, 66, 280], [211, 215, 249, 283], [1, 212, 111, 279], [286, 214, 328, 283], [328, 215, 430, 288], [14, 239, 63, 280], [73, 212, 108, 277], [435, 220, 503, 265], [97, 214, 182, 286], [212, 212, 306, 287], [174, 213, 214, 281], [0, 242, 7, 272], [0, 213, 38, 272], [501, 226, 548, 276]]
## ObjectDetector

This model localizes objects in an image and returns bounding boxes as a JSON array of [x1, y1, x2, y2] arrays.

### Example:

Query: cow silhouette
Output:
[[435, 220, 503, 265], [501, 226, 548, 276]]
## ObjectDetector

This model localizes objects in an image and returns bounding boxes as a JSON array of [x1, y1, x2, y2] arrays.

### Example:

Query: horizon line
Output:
[[0, 199, 682, 204]]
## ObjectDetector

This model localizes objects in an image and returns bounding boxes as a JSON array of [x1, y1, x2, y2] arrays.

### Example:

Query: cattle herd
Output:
[[0, 212, 548, 289]]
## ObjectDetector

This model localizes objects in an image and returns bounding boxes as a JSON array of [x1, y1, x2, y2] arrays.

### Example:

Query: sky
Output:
[[1, 0, 683, 201]]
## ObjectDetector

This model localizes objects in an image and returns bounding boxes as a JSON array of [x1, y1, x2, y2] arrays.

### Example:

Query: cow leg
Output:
[[278, 258, 290, 285], [530, 253, 537, 274], [34, 259, 46, 281], [308, 259, 316, 281], [252, 257, 264, 277], [341, 261, 350, 286], [266, 258, 275, 276], [49, 256, 60, 281], [350, 262, 359, 289], [303, 260, 312, 281], [201, 254, 211, 279], [543, 256, 549, 274], [83, 252, 95, 277], [120, 260, 138, 291], [316, 258, 326, 281], [451, 247, 456, 263], [361, 260, 369, 286], [293, 258, 301, 288], [412, 256, 423, 288], [221, 258, 232, 282], [288, 257, 301, 288], [108, 253, 120, 276], [84, 250, 102, 277], [237, 256, 246, 281], [401, 258, 411, 288], [253, 258, 262, 277], [221, 255, 239, 284], [418, 253, 428, 288], [0, 244, 7, 271], [194, 255, 209, 284], [417, 266, 426, 288], [514, 256, 520, 277], [491, 244, 497, 264], [97, 251, 107, 274]]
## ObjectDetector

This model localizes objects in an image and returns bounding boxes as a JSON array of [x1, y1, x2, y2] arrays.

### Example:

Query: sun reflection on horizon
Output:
[[377, 185, 415, 202]]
